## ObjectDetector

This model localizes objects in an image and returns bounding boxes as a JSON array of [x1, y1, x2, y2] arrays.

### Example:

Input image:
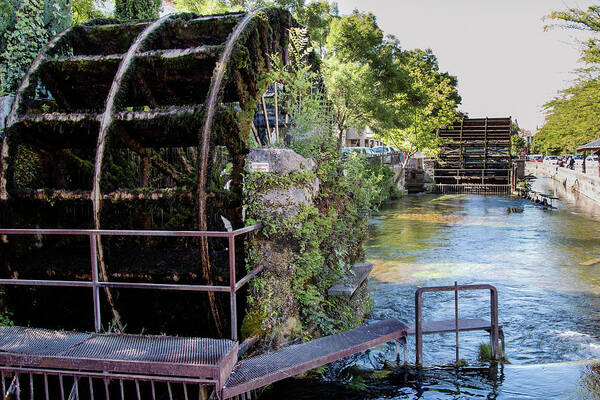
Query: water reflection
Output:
[[262, 361, 600, 399]]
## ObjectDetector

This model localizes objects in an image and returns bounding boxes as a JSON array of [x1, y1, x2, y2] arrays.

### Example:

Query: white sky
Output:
[[333, 0, 597, 132]]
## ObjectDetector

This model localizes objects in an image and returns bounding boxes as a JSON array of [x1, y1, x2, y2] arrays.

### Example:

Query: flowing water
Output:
[[263, 179, 600, 399]]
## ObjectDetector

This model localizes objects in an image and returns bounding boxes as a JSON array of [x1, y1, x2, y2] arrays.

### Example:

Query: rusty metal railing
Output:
[[0, 224, 262, 342], [415, 283, 500, 365]]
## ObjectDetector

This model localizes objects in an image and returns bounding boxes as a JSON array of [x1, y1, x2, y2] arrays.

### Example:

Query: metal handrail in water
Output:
[[414, 283, 500, 365]]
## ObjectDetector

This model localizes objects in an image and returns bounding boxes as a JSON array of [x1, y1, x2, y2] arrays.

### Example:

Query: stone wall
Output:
[[526, 161, 600, 205], [242, 148, 373, 349]]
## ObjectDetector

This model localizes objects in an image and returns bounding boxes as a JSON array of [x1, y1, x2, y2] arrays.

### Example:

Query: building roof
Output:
[[577, 139, 600, 152]]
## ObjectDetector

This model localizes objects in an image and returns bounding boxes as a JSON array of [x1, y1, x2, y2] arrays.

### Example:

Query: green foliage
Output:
[[534, 78, 600, 154], [0, 0, 70, 92], [326, 10, 383, 63], [376, 49, 460, 167], [265, 27, 331, 143], [174, 0, 237, 14], [0, 0, 20, 56], [244, 135, 393, 338], [478, 342, 492, 362], [115, 0, 160, 20], [71, 0, 108, 24], [537, 4, 600, 154], [294, 0, 337, 55], [1, 0, 48, 92], [322, 11, 400, 147], [478, 342, 509, 363], [511, 134, 526, 155]]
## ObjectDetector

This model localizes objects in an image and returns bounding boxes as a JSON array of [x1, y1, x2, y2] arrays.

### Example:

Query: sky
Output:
[[333, 0, 597, 132]]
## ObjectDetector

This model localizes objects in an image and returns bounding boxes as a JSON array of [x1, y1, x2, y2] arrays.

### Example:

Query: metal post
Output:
[[490, 287, 499, 361], [415, 289, 423, 365], [89, 234, 101, 332], [229, 235, 237, 342], [454, 281, 459, 364]]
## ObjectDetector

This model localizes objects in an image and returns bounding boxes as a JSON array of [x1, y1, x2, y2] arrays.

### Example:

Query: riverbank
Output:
[[525, 161, 600, 206]]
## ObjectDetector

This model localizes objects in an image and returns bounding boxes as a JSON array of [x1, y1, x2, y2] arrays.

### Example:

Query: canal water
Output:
[[263, 182, 600, 399]]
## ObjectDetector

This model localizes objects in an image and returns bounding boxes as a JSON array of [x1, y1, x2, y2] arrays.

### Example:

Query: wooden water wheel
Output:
[[0, 8, 292, 336]]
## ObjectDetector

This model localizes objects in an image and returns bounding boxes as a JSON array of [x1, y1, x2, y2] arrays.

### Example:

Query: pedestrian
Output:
[[569, 156, 575, 170]]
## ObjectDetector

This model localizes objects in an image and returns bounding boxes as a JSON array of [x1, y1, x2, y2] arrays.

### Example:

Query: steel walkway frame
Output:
[[0, 224, 262, 341]]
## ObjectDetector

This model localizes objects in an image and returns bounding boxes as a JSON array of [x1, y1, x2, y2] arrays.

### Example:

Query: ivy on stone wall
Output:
[[1, 0, 47, 92], [243, 135, 397, 345], [0, 0, 70, 93]]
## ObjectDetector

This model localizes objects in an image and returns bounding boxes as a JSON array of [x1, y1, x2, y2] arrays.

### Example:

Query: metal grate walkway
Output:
[[0, 326, 237, 387], [221, 319, 407, 399]]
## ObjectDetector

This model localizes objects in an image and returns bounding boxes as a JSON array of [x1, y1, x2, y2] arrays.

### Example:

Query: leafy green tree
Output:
[[545, 5, 600, 70], [175, 0, 236, 14], [534, 78, 600, 154], [536, 4, 600, 153], [323, 11, 409, 148], [71, 0, 108, 24], [322, 57, 374, 147], [376, 49, 460, 167], [294, 0, 337, 56], [115, 0, 161, 20], [511, 134, 526, 155]]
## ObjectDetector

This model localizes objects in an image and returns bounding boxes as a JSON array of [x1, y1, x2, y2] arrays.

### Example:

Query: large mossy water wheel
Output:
[[0, 9, 292, 336]]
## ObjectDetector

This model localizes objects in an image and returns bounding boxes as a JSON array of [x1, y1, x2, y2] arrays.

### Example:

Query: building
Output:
[[345, 126, 383, 148]]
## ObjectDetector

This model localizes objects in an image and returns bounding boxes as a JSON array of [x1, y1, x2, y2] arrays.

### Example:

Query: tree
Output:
[[294, 0, 337, 56], [71, 0, 109, 24], [376, 49, 460, 168], [175, 0, 235, 14], [323, 58, 375, 147], [511, 134, 526, 155], [534, 78, 600, 154], [545, 5, 600, 71], [323, 11, 409, 149], [536, 4, 600, 153], [115, 0, 161, 20]]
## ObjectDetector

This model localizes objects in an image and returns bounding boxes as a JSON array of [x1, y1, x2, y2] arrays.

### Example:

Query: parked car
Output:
[[586, 155, 599, 164], [543, 155, 558, 165], [341, 147, 375, 158], [574, 154, 585, 166]]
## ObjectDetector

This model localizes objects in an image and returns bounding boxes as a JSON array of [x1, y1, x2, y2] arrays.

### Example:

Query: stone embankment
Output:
[[525, 161, 600, 205]]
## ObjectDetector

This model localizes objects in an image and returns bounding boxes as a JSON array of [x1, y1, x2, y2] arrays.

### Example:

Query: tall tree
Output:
[[294, 0, 337, 56], [375, 49, 460, 167], [536, 4, 600, 153], [323, 10, 409, 148], [115, 0, 160, 20]]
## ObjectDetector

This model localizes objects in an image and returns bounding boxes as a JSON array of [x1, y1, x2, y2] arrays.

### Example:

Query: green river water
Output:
[[262, 177, 600, 399]]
